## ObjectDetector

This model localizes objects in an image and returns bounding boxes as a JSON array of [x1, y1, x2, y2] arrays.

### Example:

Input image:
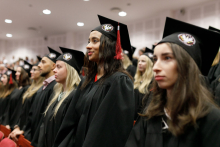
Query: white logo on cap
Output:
[[178, 34, 196, 46], [102, 24, 114, 32], [49, 53, 56, 59], [7, 70, 12, 76], [24, 64, 30, 70], [147, 53, 153, 58], [63, 53, 72, 61]]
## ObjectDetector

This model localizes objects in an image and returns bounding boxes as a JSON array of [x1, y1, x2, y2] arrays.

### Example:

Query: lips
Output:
[[88, 51, 93, 56], [155, 75, 165, 81]]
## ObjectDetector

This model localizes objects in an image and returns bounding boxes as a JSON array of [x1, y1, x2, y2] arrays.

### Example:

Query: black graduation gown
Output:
[[22, 80, 56, 146], [211, 75, 220, 106], [134, 89, 144, 120], [76, 72, 134, 147], [208, 62, 220, 84], [54, 72, 135, 147], [37, 90, 76, 147], [5, 86, 29, 128], [18, 92, 38, 130], [126, 65, 137, 78], [125, 108, 220, 147], [0, 89, 16, 125]]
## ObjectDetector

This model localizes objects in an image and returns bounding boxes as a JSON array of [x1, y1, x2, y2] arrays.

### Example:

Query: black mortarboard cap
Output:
[[37, 56, 42, 62], [35, 56, 42, 66], [124, 46, 135, 61], [5, 68, 16, 82], [152, 45, 156, 51], [57, 47, 85, 74], [157, 17, 220, 76], [92, 15, 131, 59], [45, 47, 61, 63], [143, 47, 153, 60], [209, 26, 220, 33], [22, 60, 33, 77]]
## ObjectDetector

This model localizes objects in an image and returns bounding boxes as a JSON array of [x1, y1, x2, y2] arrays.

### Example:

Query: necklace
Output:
[[58, 92, 65, 101]]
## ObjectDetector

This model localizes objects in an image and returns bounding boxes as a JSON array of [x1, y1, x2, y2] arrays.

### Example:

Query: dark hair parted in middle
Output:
[[81, 34, 132, 89], [141, 43, 217, 136]]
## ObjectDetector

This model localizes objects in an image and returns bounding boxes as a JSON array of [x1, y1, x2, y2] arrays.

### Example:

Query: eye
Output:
[[165, 56, 171, 60]]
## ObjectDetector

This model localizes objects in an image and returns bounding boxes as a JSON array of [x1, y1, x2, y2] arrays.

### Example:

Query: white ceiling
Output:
[[0, 0, 211, 40]]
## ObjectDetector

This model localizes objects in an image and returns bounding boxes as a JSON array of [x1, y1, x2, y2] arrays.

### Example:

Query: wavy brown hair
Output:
[[0, 74, 18, 98], [141, 43, 217, 136], [18, 67, 30, 87], [81, 34, 132, 89]]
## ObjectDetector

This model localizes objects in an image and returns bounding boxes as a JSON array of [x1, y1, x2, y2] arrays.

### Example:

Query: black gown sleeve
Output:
[[81, 75, 135, 147]]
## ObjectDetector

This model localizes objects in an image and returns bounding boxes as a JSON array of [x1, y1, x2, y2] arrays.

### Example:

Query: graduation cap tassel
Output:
[[9, 74, 13, 84], [114, 23, 122, 60]]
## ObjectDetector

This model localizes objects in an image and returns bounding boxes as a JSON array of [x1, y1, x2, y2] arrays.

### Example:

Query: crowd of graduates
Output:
[[0, 15, 220, 147]]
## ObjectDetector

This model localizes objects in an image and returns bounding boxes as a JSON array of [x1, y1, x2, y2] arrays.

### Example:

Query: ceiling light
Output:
[[119, 11, 127, 17], [5, 19, 12, 23], [43, 9, 51, 15], [6, 34, 12, 37], [84, 0, 89, 1], [77, 22, 84, 26]]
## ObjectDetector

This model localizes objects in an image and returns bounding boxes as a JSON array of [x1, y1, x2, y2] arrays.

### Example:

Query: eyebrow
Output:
[[88, 37, 100, 41], [153, 52, 173, 57]]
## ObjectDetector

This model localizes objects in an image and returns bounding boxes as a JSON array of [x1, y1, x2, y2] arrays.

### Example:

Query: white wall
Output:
[[1, 0, 220, 61]]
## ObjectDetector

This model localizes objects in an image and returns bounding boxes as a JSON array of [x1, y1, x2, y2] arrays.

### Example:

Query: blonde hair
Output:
[[122, 54, 132, 69], [134, 55, 153, 94], [22, 73, 44, 103], [44, 62, 81, 118], [212, 51, 220, 66]]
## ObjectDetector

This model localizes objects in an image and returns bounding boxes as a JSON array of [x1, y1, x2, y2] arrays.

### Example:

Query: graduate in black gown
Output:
[[4, 62, 31, 129], [0, 69, 17, 125], [37, 47, 84, 147], [8, 59, 44, 139], [54, 15, 135, 147], [125, 17, 220, 147], [133, 49, 153, 120], [9, 47, 59, 146]]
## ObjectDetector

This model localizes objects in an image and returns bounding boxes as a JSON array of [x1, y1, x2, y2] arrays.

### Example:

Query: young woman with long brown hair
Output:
[[0, 69, 17, 125], [125, 17, 220, 147], [4, 61, 31, 129], [54, 15, 135, 147]]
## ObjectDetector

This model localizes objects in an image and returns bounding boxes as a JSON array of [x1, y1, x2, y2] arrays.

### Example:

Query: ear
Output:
[[51, 62, 56, 70]]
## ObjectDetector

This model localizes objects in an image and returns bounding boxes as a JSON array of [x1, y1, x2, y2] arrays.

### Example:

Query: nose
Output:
[[53, 67, 57, 73], [153, 59, 161, 73], [86, 42, 92, 50], [38, 62, 42, 68]]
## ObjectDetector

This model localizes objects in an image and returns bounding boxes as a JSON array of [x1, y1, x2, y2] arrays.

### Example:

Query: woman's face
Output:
[[53, 60, 67, 84], [15, 67, 22, 81], [30, 66, 41, 80], [1, 74, 8, 86], [153, 43, 178, 90], [138, 55, 147, 73], [87, 31, 102, 63]]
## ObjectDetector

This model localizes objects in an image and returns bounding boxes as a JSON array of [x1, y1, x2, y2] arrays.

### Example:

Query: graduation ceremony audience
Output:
[[1, 2, 220, 147]]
